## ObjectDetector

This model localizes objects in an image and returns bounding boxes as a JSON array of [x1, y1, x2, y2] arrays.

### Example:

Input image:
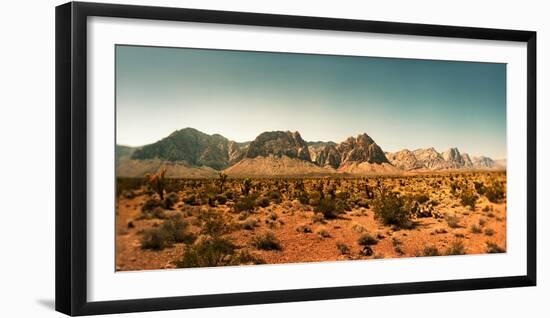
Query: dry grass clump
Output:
[[357, 233, 378, 246], [445, 213, 461, 229], [315, 226, 330, 238], [251, 232, 282, 251], [176, 236, 236, 268], [446, 241, 466, 255], [336, 242, 350, 255], [140, 216, 195, 250], [296, 224, 313, 233], [470, 224, 482, 234], [421, 245, 440, 257], [486, 241, 505, 253]]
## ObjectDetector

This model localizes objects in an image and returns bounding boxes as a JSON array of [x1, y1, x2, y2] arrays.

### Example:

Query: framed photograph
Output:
[[55, 1, 536, 316]]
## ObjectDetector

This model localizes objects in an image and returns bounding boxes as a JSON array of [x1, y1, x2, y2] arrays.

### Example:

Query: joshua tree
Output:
[[217, 172, 228, 193], [365, 183, 374, 199], [145, 168, 166, 200], [241, 177, 252, 196], [316, 181, 325, 200]]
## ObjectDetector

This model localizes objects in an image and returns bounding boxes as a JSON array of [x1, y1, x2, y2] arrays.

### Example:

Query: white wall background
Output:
[[0, 0, 546, 316]]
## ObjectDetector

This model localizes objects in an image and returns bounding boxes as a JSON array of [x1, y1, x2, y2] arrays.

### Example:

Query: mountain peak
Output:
[[245, 130, 311, 161], [338, 133, 389, 165]]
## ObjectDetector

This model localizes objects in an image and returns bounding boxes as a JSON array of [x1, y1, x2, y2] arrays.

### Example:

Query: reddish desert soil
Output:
[[116, 172, 506, 271]]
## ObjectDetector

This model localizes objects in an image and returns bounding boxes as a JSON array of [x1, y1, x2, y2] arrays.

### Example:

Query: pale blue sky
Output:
[[116, 45, 506, 158]]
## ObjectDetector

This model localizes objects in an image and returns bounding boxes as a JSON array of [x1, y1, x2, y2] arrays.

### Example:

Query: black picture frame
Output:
[[55, 1, 537, 316]]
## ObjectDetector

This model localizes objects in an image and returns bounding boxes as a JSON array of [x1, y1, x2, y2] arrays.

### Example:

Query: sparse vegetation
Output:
[[117, 170, 506, 271], [251, 232, 282, 251], [372, 187, 413, 229], [314, 198, 345, 219], [140, 217, 195, 250], [176, 236, 236, 268], [485, 181, 505, 203], [470, 224, 482, 234], [446, 241, 466, 255], [460, 189, 478, 211], [486, 241, 505, 253], [421, 245, 440, 257], [336, 242, 350, 255], [445, 213, 461, 228], [357, 233, 378, 246]]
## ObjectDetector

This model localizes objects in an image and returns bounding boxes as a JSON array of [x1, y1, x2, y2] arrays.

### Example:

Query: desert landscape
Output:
[[115, 128, 506, 271]]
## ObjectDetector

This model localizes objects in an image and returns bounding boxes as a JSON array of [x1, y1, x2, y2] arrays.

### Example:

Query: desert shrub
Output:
[[296, 191, 310, 205], [421, 245, 440, 257], [164, 217, 196, 244], [445, 213, 461, 228], [215, 194, 228, 205], [234, 195, 257, 212], [142, 198, 163, 213], [484, 228, 495, 236], [296, 224, 313, 233], [268, 191, 282, 204], [372, 188, 413, 229], [358, 233, 378, 246], [196, 209, 230, 237], [470, 224, 482, 234], [163, 192, 179, 209], [251, 232, 282, 251], [336, 242, 350, 255], [315, 226, 330, 238], [392, 238, 404, 255], [140, 217, 194, 250], [223, 190, 236, 201], [460, 190, 478, 211], [446, 241, 466, 255], [486, 241, 505, 253], [479, 218, 487, 226], [183, 194, 200, 206], [414, 193, 430, 204], [361, 245, 374, 256], [485, 181, 505, 203], [241, 218, 258, 230], [176, 237, 236, 268], [474, 181, 486, 195], [230, 249, 265, 265], [255, 196, 270, 208], [140, 227, 172, 250], [314, 198, 344, 219]]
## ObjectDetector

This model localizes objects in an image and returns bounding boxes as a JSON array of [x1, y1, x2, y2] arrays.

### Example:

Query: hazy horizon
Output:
[[116, 45, 507, 159]]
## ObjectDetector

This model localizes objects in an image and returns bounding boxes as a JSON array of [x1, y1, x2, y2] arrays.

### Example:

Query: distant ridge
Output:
[[116, 128, 505, 177]]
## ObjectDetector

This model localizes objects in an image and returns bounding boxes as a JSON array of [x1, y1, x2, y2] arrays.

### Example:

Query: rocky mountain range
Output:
[[116, 128, 505, 177]]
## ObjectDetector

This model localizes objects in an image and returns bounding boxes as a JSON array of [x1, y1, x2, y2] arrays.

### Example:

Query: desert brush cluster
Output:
[[116, 170, 506, 271]]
